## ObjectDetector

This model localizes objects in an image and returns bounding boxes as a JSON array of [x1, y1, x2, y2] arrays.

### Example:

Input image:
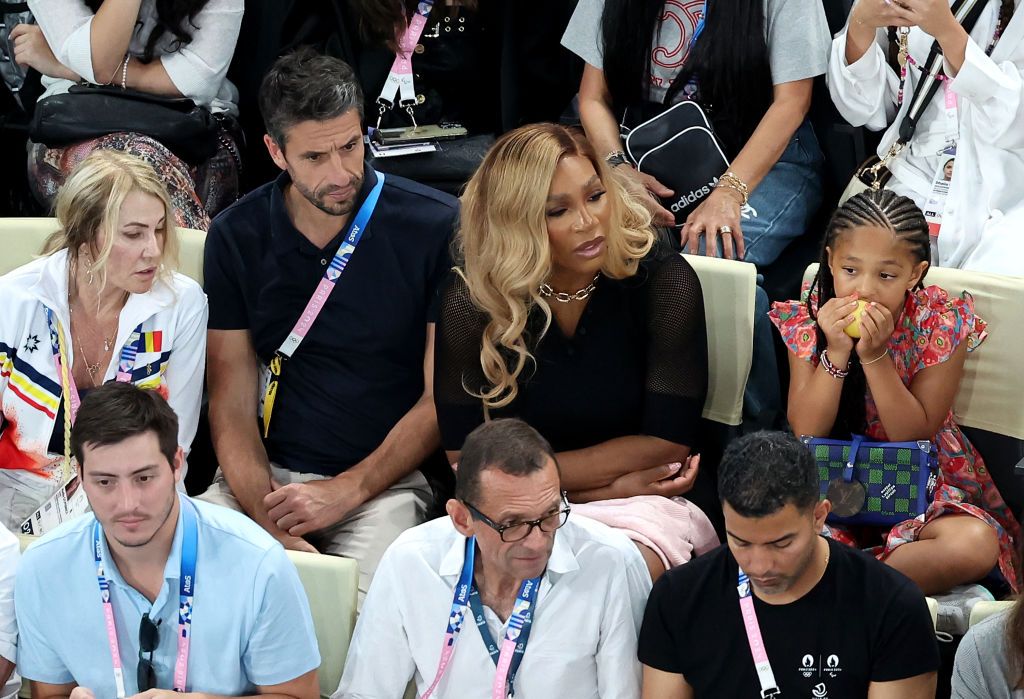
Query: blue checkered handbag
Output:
[[799, 435, 939, 527]]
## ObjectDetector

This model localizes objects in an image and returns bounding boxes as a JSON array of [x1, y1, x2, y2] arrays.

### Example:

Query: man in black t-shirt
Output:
[[199, 48, 457, 602], [639, 431, 939, 699]]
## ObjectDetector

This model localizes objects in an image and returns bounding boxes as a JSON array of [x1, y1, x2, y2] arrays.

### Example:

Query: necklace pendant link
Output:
[[539, 273, 601, 304]]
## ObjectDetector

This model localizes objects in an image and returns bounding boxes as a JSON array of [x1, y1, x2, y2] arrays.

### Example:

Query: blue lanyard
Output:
[[275, 171, 386, 360], [262, 171, 386, 438], [420, 537, 478, 699], [92, 497, 199, 696], [468, 579, 538, 698], [689, 2, 707, 52], [421, 537, 541, 699]]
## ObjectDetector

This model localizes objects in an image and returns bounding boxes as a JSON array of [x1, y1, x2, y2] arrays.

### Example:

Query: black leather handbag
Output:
[[29, 83, 221, 164]]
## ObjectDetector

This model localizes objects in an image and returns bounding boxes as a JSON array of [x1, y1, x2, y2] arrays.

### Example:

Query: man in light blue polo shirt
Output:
[[15, 383, 321, 699]]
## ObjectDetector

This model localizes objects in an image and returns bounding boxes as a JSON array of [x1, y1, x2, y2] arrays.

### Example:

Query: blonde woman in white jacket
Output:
[[0, 151, 207, 531], [827, 0, 1023, 275]]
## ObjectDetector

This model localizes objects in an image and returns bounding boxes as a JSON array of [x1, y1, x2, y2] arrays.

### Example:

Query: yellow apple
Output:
[[843, 300, 868, 338]]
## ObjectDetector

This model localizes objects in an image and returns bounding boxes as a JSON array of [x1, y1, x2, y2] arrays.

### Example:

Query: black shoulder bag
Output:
[[623, 100, 730, 226]]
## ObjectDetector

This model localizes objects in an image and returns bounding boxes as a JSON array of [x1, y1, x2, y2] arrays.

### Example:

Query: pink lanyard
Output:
[[94, 499, 198, 697], [419, 536, 477, 699], [273, 173, 385, 360], [737, 567, 781, 698], [374, 0, 435, 128], [420, 537, 539, 699]]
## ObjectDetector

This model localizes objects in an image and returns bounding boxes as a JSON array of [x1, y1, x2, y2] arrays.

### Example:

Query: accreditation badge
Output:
[[20, 461, 90, 536], [922, 144, 957, 260]]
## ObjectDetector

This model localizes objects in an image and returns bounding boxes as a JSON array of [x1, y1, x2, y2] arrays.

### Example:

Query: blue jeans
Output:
[[743, 120, 824, 266], [697, 120, 824, 267]]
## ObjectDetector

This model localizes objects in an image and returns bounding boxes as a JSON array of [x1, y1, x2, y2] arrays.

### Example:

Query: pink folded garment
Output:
[[571, 496, 720, 570]]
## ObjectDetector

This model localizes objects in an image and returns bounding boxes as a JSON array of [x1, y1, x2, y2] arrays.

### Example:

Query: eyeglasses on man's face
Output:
[[462, 493, 571, 543]]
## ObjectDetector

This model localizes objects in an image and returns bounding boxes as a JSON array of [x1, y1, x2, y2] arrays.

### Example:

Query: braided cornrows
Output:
[[828, 190, 930, 270], [807, 190, 930, 437]]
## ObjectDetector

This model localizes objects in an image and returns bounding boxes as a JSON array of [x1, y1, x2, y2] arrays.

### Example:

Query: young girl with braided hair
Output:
[[769, 189, 1020, 605]]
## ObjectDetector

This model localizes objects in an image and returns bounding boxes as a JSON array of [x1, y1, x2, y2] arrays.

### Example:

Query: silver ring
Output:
[[718, 225, 734, 235]]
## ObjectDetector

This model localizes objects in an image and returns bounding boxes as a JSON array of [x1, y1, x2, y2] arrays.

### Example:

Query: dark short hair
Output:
[[258, 46, 365, 148], [456, 419, 557, 503], [718, 431, 818, 517], [71, 383, 179, 471]]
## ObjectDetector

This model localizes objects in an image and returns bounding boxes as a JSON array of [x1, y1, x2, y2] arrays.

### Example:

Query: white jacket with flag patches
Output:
[[0, 250, 207, 508]]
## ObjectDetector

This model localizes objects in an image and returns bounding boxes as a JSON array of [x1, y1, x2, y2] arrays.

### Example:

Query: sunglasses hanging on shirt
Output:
[[137, 613, 161, 692]]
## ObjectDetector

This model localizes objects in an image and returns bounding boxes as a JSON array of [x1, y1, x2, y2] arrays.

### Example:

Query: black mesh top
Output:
[[434, 252, 709, 452]]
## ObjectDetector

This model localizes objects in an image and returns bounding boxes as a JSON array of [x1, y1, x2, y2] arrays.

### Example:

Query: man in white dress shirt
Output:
[[335, 418, 651, 699]]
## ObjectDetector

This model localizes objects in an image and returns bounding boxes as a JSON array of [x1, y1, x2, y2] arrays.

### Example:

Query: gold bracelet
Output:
[[861, 348, 889, 366], [719, 171, 749, 193], [716, 183, 746, 205], [715, 171, 750, 206], [716, 181, 748, 206]]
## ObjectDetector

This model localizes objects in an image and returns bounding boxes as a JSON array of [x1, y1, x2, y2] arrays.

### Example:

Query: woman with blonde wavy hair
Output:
[[435, 123, 718, 580], [0, 150, 207, 532]]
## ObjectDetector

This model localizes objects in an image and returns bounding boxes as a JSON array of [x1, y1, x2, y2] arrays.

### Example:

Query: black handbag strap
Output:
[[897, 0, 991, 143]]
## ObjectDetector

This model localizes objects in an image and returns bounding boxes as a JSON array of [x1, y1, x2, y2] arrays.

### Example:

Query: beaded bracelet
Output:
[[121, 55, 130, 90], [820, 349, 849, 380]]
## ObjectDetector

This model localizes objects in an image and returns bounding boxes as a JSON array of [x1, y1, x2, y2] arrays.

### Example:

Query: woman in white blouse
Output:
[[827, 0, 1023, 275], [10, 0, 243, 230]]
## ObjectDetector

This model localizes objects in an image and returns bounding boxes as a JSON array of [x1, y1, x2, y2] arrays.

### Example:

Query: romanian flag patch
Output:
[[143, 331, 163, 353]]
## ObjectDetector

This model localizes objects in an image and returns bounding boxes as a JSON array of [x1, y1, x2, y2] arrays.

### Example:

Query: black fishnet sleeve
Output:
[[642, 254, 708, 447], [433, 272, 489, 451]]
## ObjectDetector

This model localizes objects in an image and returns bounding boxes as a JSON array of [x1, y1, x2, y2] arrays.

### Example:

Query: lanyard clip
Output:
[[270, 352, 286, 375], [402, 102, 419, 129], [761, 689, 782, 698], [375, 99, 392, 130]]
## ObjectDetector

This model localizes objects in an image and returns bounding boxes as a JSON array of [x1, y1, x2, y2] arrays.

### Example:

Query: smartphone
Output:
[[379, 123, 468, 146]]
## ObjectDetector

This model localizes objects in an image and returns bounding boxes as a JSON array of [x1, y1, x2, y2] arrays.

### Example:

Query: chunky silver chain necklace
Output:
[[539, 273, 600, 303]]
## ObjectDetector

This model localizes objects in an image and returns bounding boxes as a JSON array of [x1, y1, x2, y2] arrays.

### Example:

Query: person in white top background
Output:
[[11, 0, 244, 229], [336, 418, 651, 699], [828, 0, 1024, 275]]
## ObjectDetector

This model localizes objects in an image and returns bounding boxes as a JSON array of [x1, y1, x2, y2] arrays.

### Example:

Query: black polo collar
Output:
[[269, 163, 379, 257]]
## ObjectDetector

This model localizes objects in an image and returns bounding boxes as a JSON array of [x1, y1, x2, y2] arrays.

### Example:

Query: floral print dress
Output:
[[770, 284, 1021, 592]]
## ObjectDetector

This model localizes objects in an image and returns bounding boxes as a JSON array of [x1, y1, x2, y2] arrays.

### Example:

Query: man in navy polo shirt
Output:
[[200, 47, 459, 600]]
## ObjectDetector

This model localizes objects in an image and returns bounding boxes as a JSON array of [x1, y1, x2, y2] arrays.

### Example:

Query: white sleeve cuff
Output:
[[61, 16, 97, 84], [161, 50, 219, 107], [841, 35, 886, 80], [950, 38, 1010, 104]]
